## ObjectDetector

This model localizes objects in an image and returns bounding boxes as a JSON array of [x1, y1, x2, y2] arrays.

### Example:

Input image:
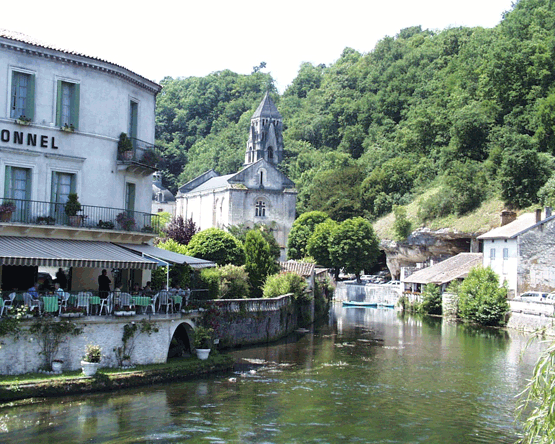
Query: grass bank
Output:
[[0, 353, 234, 404]]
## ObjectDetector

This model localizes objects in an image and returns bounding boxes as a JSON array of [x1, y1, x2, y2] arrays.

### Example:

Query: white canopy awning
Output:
[[0, 236, 157, 269], [115, 243, 215, 269]]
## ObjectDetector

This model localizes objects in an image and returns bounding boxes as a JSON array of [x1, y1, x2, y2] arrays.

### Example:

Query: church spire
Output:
[[245, 92, 283, 166]]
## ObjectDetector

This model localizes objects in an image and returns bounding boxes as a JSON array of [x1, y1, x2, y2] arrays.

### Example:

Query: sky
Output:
[[2, 0, 515, 93]]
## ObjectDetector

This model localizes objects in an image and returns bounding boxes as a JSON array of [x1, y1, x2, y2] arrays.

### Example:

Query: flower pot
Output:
[[196, 349, 211, 360], [81, 361, 100, 377], [123, 150, 134, 161], [68, 215, 82, 227], [114, 311, 135, 316], [0, 212, 12, 222], [52, 361, 63, 372]]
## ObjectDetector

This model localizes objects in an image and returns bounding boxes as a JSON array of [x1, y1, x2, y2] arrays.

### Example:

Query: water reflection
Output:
[[0, 303, 547, 444]]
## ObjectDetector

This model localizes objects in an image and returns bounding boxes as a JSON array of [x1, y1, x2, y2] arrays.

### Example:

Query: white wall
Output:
[[482, 238, 518, 295], [0, 39, 159, 214]]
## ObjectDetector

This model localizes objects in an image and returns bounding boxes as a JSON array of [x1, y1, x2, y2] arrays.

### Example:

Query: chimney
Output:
[[536, 209, 542, 223], [546, 207, 552, 219], [500, 210, 517, 226]]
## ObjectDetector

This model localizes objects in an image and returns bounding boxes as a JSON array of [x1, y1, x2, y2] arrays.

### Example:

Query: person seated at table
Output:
[[143, 281, 153, 295], [54, 282, 65, 298], [131, 283, 142, 295], [28, 283, 40, 299]]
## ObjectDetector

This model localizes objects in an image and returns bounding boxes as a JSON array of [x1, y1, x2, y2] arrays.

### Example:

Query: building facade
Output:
[[152, 171, 176, 216], [176, 93, 297, 260], [0, 29, 163, 291], [478, 209, 555, 297]]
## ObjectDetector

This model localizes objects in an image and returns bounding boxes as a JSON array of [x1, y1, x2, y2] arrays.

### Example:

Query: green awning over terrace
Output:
[[0, 236, 158, 269]]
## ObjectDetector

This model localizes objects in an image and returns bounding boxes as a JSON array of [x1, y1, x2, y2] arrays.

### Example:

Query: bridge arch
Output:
[[167, 320, 195, 360]]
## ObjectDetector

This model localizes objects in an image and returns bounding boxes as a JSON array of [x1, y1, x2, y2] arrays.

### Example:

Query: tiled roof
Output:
[[477, 212, 555, 240], [280, 260, 315, 277], [188, 174, 235, 193], [0, 29, 160, 92], [403, 253, 483, 285]]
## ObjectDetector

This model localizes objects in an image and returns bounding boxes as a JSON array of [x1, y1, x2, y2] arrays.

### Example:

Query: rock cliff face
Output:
[[381, 228, 477, 279]]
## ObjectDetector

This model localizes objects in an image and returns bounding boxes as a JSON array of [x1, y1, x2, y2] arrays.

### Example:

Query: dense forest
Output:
[[155, 0, 555, 235]]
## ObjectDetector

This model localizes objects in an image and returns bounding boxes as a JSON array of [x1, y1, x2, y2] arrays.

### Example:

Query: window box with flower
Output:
[[116, 212, 136, 231], [113, 305, 136, 316], [0, 200, 16, 222], [15, 115, 32, 126]]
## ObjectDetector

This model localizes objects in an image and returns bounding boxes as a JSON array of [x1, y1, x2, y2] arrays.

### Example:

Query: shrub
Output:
[[187, 228, 245, 266], [199, 265, 250, 299], [457, 266, 509, 326], [393, 205, 412, 241], [419, 283, 442, 315], [263, 272, 308, 301]]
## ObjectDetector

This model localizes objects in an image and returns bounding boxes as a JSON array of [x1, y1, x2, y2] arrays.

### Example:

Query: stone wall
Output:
[[335, 282, 402, 305], [442, 292, 458, 318], [0, 295, 303, 375]]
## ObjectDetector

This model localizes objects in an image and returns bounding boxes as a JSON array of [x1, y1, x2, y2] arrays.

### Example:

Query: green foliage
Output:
[[29, 317, 82, 370], [499, 149, 551, 208], [329, 217, 380, 281], [199, 265, 250, 299], [537, 173, 555, 207], [263, 272, 308, 301], [457, 266, 510, 326], [287, 211, 330, 259], [306, 219, 338, 268], [228, 223, 281, 260], [419, 284, 442, 315], [187, 228, 245, 266], [393, 206, 412, 241], [244, 230, 279, 298], [194, 326, 214, 349], [64, 193, 81, 217], [517, 340, 555, 444]]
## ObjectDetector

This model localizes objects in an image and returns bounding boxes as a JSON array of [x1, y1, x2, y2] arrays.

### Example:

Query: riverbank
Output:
[[0, 353, 234, 404]]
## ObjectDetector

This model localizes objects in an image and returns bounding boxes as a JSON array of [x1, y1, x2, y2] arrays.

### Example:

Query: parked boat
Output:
[[342, 301, 378, 307]]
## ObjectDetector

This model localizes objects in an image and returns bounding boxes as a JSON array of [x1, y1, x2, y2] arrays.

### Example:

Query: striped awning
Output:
[[0, 236, 157, 269], [115, 243, 215, 269]]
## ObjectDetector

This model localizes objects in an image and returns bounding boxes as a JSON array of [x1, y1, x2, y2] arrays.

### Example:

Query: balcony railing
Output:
[[0, 198, 160, 234], [117, 137, 161, 167]]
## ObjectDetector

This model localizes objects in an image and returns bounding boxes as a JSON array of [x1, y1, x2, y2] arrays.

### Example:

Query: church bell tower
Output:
[[244, 92, 283, 166]]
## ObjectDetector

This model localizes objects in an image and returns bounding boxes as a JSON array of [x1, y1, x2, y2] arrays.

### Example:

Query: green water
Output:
[[0, 304, 546, 443]]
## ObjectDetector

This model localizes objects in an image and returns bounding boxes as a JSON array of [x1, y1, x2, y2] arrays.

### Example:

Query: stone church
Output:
[[175, 93, 297, 260]]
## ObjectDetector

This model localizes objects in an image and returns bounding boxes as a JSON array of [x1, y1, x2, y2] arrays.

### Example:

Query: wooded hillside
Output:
[[155, 0, 555, 233]]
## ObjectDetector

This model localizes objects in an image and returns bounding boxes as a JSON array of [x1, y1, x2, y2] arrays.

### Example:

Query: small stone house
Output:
[[478, 208, 555, 297], [402, 253, 483, 293]]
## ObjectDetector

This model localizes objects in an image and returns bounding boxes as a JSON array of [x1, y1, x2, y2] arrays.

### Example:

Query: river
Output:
[[0, 303, 547, 443]]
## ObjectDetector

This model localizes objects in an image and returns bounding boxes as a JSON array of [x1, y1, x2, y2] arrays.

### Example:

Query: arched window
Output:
[[268, 147, 274, 160], [260, 170, 264, 185], [255, 200, 266, 217]]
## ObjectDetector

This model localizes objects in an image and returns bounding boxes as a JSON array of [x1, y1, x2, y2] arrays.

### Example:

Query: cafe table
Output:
[[132, 296, 151, 313], [41, 296, 59, 314]]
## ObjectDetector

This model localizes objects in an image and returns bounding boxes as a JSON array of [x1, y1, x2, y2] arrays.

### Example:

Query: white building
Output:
[[176, 93, 297, 260], [152, 171, 176, 216], [0, 29, 164, 291], [478, 208, 555, 297]]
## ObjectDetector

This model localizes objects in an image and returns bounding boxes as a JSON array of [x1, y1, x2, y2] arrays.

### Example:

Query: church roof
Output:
[[252, 92, 282, 120], [187, 174, 235, 193]]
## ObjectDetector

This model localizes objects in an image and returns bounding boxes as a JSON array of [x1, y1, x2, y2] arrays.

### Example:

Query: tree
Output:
[[164, 216, 198, 246], [287, 211, 330, 259], [187, 228, 245, 266], [228, 223, 281, 260], [457, 266, 509, 326], [306, 219, 338, 268], [419, 283, 442, 315], [244, 230, 279, 298], [392, 206, 412, 241], [499, 149, 551, 208], [329, 217, 380, 282]]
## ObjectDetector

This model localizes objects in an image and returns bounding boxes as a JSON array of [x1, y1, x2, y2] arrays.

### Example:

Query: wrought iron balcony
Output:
[[0, 198, 161, 234], [117, 137, 160, 169]]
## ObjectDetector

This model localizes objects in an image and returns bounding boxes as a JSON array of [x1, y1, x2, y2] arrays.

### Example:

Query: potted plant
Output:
[[194, 326, 214, 360], [117, 132, 134, 161], [16, 115, 32, 125], [36, 216, 55, 225], [81, 344, 102, 376], [61, 123, 75, 132], [140, 148, 160, 167], [113, 305, 136, 316], [116, 212, 135, 231], [64, 193, 82, 226], [52, 359, 63, 373], [0, 200, 16, 222]]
